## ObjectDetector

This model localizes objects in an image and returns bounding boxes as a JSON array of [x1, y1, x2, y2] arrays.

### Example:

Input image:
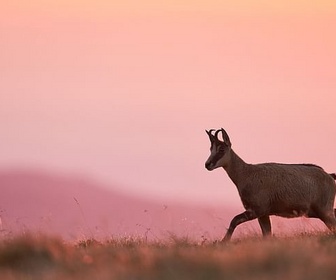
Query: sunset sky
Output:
[[1, 1, 336, 207]]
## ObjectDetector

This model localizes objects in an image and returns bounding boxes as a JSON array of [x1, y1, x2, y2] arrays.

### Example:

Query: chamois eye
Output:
[[218, 147, 225, 152]]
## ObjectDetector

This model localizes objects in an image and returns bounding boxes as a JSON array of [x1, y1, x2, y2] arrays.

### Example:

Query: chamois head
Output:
[[205, 128, 232, 171]]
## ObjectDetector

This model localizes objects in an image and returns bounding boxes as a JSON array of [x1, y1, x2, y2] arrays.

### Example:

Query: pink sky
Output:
[[1, 1, 336, 207]]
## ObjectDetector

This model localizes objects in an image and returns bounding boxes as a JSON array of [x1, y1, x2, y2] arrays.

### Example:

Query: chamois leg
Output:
[[313, 207, 336, 232], [258, 215, 272, 237], [320, 213, 336, 232], [222, 210, 257, 242]]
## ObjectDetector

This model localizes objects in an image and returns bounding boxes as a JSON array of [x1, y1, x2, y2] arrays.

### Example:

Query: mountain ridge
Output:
[[0, 169, 325, 240], [0, 169, 235, 240]]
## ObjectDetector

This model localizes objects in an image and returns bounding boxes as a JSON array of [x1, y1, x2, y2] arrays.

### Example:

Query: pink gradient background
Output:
[[1, 0, 336, 208]]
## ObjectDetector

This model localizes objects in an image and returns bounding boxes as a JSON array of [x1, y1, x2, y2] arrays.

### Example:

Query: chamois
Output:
[[205, 128, 336, 241]]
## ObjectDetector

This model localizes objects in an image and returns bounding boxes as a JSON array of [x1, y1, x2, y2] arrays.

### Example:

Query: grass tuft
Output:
[[1, 232, 336, 279]]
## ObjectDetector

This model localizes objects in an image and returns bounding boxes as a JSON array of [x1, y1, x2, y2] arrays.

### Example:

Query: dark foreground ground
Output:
[[1, 232, 336, 280]]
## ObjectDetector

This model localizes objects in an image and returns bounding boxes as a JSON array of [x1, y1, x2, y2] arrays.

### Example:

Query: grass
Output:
[[1, 232, 336, 280]]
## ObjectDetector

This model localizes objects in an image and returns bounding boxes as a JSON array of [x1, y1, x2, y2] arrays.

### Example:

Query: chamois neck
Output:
[[223, 149, 250, 187]]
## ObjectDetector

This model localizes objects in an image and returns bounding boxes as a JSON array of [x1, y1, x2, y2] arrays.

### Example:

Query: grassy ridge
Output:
[[1, 233, 336, 280]]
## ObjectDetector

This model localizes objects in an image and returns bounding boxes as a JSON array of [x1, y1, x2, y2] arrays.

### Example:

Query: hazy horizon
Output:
[[1, 0, 336, 208]]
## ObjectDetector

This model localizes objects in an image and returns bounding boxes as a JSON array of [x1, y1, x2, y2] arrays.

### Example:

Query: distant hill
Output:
[[0, 169, 326, 240], [0, 169, 237, 240]]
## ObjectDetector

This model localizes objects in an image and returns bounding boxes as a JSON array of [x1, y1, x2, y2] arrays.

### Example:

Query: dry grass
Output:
[[1, 232, 336, 280]]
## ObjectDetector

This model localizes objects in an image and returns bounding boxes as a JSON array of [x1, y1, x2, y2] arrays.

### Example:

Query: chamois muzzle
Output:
[[205, 161, 213, 171]]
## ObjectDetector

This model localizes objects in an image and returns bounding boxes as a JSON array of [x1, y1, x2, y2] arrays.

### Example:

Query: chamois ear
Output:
[[220, 128, 231, 147]]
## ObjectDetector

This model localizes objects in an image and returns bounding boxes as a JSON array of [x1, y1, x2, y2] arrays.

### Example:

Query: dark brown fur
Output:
[[330, 173, 336, 180], [205, 128, 336, 241]]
